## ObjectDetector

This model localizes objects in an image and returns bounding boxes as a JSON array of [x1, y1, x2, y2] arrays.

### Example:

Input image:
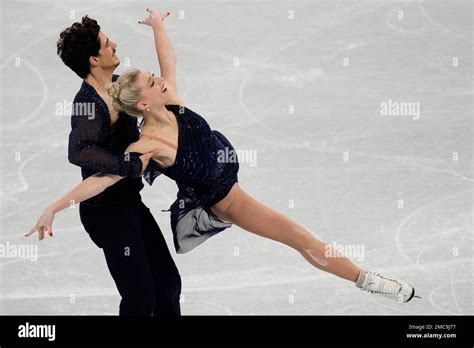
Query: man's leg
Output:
[[138, 202, 182, 316], [80, 202, 156, 315]]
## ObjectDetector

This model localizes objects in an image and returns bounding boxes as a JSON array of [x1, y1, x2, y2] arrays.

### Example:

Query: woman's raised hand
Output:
[[138, 8, 170, 27]]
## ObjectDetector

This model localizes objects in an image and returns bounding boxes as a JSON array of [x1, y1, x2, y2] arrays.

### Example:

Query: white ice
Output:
[[0, 0, 472, 315]]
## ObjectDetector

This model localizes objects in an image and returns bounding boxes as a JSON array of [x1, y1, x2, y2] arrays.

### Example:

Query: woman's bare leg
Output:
[[211, 184, 361, 282]]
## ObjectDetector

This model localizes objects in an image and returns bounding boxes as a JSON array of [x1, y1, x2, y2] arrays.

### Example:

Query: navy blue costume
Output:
[[132, 104, 240, 254], [69, 76, 181, 316]]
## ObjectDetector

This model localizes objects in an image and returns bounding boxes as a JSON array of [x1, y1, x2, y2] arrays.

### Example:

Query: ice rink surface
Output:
[[0, 0, 472, 315]]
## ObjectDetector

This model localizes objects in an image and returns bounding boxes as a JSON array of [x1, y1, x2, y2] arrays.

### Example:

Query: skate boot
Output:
[[355, 270, 420, 303]]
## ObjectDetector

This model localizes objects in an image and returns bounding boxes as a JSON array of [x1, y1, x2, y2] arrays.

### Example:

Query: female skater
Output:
[[27, 9, 418, 303]]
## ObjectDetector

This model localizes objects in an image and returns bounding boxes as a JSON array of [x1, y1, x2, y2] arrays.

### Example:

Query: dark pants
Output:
[[79, 195, 181, 316]]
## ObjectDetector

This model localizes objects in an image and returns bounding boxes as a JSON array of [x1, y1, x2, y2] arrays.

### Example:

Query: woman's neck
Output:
[[143, 105, 175, 129]]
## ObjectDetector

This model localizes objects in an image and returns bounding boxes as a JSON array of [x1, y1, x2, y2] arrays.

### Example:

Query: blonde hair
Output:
[[106, 68, 143, 117]]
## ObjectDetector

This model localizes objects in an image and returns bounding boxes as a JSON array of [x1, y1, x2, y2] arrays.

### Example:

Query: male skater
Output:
[[27, 16, 181, 316]]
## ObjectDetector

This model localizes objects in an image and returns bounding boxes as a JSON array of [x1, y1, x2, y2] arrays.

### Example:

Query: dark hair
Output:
[[56, 16, 101, 78]]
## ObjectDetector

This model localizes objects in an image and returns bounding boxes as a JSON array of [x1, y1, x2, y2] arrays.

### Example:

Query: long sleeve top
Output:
[[68, 75, 144, 206]]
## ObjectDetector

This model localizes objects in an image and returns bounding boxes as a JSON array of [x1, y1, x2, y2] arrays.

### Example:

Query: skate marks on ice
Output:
[[1, 0, 472, 314], [395, 189, 472, 314]]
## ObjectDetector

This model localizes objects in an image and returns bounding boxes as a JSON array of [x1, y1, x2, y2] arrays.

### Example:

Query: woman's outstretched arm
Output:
[[25, 147, 155, 240], [25, 173, 123, 240], [47, 173, 124, 214], [139, 8, 178, 91]]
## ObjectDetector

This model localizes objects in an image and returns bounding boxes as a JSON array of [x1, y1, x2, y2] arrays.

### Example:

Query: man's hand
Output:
[[139, 8, 170, 27], [25, 208, 55, 241], [138, 149, 160, 176]]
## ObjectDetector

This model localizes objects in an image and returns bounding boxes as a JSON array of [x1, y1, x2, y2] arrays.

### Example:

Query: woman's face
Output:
[[135, 70, 169, 112]]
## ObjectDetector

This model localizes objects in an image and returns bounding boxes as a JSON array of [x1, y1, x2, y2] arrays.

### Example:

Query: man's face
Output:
[[95, 31, 119, 70]]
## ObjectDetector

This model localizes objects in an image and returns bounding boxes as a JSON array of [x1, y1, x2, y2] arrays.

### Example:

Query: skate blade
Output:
[[405, 287, 422, 302]]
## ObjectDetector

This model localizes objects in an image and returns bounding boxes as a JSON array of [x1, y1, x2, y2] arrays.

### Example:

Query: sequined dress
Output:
[[131, 104, 239, 253]]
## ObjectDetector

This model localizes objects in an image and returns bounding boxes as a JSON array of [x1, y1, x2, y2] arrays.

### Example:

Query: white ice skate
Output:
[[355, 270, 420, 303]]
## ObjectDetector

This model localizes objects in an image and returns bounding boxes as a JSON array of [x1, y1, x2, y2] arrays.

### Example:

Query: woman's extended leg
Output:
[[211, 183, 361, 282], [211, 183, 418, 302]]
